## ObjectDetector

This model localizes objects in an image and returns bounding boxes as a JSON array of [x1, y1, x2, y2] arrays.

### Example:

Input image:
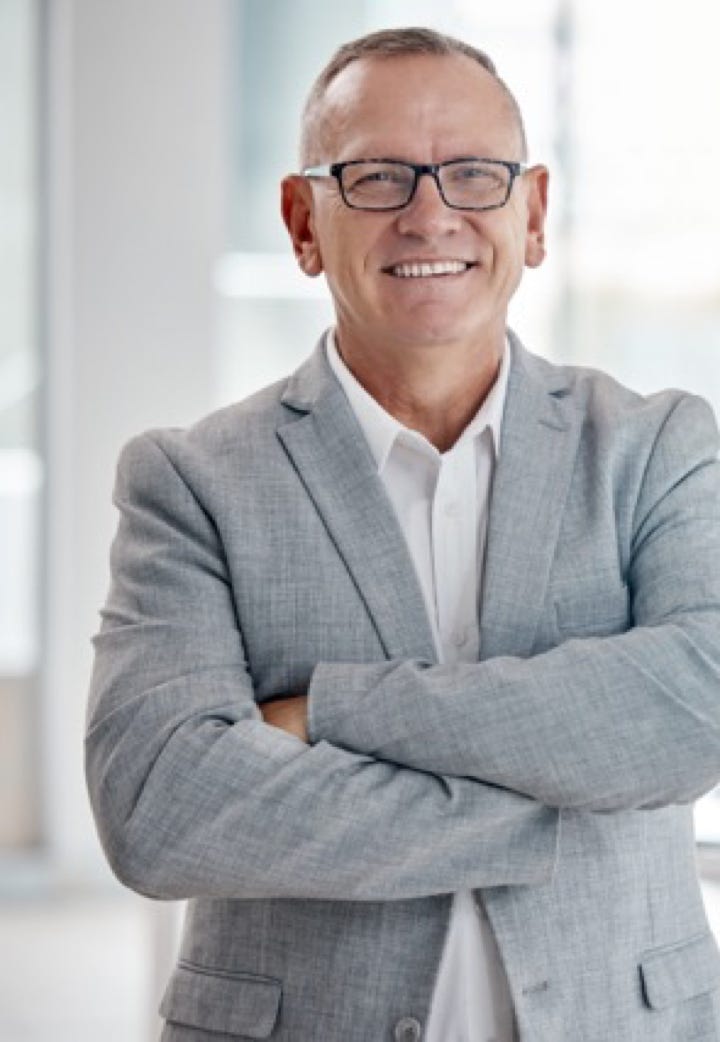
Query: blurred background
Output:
[[2, 0, 720, 1039]]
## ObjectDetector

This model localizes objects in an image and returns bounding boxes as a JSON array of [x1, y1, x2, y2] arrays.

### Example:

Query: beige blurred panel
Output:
[[0, 675, 39, 846]]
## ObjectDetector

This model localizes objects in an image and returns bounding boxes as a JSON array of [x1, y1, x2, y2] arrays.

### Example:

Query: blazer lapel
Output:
[[480, 333, 583, 660], [278, 342, 437, 663]]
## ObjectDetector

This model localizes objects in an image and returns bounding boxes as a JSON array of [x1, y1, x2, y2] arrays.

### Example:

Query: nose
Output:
[[395, 170, 462, 239]]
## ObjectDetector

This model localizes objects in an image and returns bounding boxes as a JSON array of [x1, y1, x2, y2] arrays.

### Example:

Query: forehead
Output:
[[317, 53, 522, 161]]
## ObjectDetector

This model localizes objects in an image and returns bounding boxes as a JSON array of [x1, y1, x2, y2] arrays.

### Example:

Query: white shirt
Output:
[[326, 331, 516, 1042]]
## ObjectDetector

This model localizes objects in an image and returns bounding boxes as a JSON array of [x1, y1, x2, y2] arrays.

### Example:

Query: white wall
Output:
[[43, 0, 233, 884]]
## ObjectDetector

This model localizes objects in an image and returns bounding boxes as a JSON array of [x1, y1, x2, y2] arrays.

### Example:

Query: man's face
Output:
[[283, 53, 548, 358]]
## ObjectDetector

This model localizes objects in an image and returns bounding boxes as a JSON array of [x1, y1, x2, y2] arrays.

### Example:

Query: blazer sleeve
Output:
[[307, 393, 720, 813], [85, 431, 558, 902]]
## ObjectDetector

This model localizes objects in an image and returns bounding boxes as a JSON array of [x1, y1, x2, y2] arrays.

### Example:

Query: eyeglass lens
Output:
[[340, 160, 512, 210]]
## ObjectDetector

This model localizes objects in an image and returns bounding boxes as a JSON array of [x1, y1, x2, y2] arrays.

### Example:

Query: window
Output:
[[0, 0, 42, 849]]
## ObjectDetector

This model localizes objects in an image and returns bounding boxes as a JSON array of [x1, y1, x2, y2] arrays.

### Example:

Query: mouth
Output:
[[382, 260, 476, 278]]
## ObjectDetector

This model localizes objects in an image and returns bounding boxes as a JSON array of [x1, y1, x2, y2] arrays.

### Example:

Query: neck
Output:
[[335, 331, 505, 453]]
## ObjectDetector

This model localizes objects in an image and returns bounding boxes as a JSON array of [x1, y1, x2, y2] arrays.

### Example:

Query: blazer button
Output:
[[394, 1016, 422, 1041]]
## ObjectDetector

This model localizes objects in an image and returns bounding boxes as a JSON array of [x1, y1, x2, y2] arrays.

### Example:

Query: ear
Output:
[[281, 175, 324, 276], [524, 165, 549, 269]]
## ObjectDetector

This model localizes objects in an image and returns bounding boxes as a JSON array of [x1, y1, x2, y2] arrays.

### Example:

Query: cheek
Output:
[[313, 200, 350, 262], [320, 247, 371, 312], [324, 237, 381, 294], [491, 218, 531, 277]]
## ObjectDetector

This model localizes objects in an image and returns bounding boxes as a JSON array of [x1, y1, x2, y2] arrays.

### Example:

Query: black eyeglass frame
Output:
[[301, 157, 528, 212]]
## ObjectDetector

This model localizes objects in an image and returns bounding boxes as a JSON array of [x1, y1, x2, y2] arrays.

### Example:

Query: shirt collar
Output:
[[325, 328, 510, 472]]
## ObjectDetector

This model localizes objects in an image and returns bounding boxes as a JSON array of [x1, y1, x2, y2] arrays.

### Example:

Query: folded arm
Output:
[[85, 432, 558, 903], [307, 394, 720, 812]]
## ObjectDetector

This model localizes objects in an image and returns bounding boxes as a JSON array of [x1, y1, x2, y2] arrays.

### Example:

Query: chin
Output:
[[391, 302, 497, 342], [389, 330, 465, 352], [391, 317, 488, 348]]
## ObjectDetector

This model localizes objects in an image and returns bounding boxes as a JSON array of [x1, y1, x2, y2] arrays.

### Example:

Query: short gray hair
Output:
[[299, 26, 527, 166]]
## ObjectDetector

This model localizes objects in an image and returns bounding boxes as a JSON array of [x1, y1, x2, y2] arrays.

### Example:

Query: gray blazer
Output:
[[86, 332, 720, 1042]]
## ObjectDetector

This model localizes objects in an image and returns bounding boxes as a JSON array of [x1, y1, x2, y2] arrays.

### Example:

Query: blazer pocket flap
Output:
[[640, 931, 720, 1010], [160, 962, 282, 1038]]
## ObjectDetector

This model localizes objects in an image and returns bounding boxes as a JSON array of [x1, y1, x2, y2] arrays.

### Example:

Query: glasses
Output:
[[301, 157, 527, 212]]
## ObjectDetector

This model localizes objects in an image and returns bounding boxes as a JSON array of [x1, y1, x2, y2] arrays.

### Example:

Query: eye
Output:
[[345, 165, 409, 190], [355, 170, 394, 185], [451, 163, 505, 189]]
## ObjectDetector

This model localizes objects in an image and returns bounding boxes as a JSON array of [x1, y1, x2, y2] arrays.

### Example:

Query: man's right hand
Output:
[[260, 694, 309, 743]]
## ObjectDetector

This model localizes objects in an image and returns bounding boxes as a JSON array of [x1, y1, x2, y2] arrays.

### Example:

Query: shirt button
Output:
[[394, 1016, 422, 1041], [443, 500, 460, 518]]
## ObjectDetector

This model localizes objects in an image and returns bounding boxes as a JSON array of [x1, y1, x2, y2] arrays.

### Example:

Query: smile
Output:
[[384, 260, 475, 278]]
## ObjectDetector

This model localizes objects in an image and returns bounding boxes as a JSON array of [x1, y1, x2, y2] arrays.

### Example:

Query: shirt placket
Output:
[[431, 440, 480, 665]]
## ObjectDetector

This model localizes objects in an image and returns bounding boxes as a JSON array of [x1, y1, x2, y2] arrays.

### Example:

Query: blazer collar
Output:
[[280, 335, 341, 414], [280, 327, 572, 416], [479, 329, 582, 658]]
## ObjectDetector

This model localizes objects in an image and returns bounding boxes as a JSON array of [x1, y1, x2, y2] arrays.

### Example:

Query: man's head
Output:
[[299, 27, 528, 168], [282, 27, 548, 362]]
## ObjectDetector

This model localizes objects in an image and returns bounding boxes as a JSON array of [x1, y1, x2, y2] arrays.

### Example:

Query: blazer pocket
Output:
[[160, 961, 282, 1039], [639, 930, 720, 1010], [554, 582, 630, 638]]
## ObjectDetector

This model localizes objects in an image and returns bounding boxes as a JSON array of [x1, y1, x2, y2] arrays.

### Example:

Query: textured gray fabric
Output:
[[86, 332, 720, 1041]]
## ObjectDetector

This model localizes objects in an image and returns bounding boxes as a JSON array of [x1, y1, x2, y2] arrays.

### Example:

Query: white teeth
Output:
[[390, 260, 470, 278]]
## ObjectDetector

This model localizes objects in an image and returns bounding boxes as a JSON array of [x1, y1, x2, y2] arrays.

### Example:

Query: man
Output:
[[85, 26, 720, 1042]]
